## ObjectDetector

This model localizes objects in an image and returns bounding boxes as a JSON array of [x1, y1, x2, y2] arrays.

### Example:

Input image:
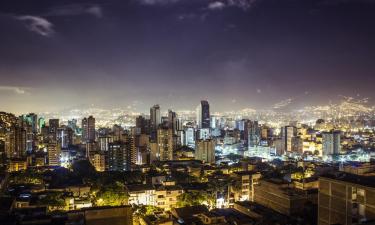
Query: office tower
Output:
[[156, 128, 174, 161], [196, 100, 210, 129], [82, 116, 96, 143], [47, 142, 61, 166], [150, 104, 161, 131], [318, 174, 375, 225], [322, 130, 341, 156], [168, 110, 178, 135], [24, 113, 38, 134], [247, 121, 260, 148], [282, 126, 296, 152], [195, 139, 215, 164], [108, 136, 136, 171], [57, 126, 73, 149], [49, 119, 59, 140]]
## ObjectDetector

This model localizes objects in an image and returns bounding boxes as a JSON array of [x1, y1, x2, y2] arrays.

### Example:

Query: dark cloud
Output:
[[0, 0, 375, 113]]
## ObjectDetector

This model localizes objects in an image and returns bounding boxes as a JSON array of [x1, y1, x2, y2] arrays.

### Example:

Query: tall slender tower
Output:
[[82, 116, 95, 143], [150, 105, 161, 141], [196, 100, 210, 129], [150, 105, 161, 130]]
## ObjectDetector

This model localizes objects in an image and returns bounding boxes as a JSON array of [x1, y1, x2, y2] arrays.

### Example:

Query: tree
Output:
[[72, 160, 97, 180], [135, 205, 163, 216], [94, 182, 129, 206], [37, 192, 67, 208], [176, 191, 208, 207], [227, 153, 243, 162], [171, 171, 198, 184]]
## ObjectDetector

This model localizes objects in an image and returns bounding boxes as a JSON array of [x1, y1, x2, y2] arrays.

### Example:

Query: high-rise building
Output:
[[57, 126, 73, 149], [67, 119, 78, 134], [135, 115, 149, 135], [5, 125, 26, 158], [156, 128, 174, 161], [112, 124, 124, 142], [196, 100, 210, 129], [99, 136, 113, 152], [247, 121, 260, 148], [282, 126, 296, 152], [38, 117, 45, 133], [49, 119, 59, 140], [150, 105, 161, 130], [322, 130, 341, 156], [195, 139, 215, 164], [82, 116, 96, 143], [291, 136, 303, 153], [47, 142, 61, 166], [168, 110, 178, 135], [184, 127, 195, 148], [108, 136, 136, 171], [24, 113, 38, 134]]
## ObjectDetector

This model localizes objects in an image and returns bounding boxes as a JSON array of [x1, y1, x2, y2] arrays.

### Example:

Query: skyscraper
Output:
[[322, 130, 341, 156], [247, 120, 260, 148], [82, 116, 96, 143], [196, 100, 210, 129], [168, 110, 178, 135], [24, 113, 37, 134], [150, 105, 161, 141], [49, 119, 59, 141], [150, 104, 161, 131]]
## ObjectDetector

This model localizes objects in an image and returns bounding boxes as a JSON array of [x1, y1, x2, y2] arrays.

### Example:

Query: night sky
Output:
[[1, 0, 375, 114]]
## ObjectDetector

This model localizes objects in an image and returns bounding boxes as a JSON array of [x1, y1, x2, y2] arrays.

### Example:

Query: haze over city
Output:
[[1, 0, 375, 114]]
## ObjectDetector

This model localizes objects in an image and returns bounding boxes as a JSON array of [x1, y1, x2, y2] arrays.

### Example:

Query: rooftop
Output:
[[320, 172, 375, 188]]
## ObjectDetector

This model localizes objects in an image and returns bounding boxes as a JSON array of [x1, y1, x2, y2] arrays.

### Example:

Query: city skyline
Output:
[[1, 0, 375, 114]]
